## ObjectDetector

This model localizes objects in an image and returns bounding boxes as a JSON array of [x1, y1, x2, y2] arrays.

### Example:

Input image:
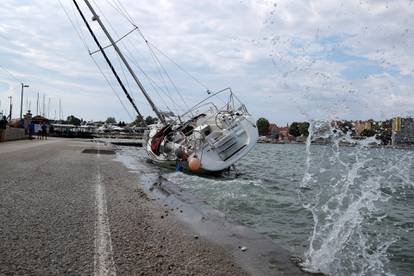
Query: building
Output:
[[354, 120, 372, 136], [277, 126, 293, 141], [392, 117, 414, 145], [268, 124, 279, 139], [51, 124, 96, 138], [32, 115, 50, 135]]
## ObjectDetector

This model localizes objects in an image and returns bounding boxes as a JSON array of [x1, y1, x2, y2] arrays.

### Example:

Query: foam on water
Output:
[[163, 171, 271, 215], [299, 121, 414, 275]]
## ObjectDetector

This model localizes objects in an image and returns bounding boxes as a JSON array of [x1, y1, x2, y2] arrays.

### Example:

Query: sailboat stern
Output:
[[198, 116, 258, 172]]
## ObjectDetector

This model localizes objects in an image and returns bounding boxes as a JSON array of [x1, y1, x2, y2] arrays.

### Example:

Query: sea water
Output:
[[116, 134, 414, 275]]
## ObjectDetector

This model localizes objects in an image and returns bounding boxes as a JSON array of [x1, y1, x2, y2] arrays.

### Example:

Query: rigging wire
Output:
[[104, 0, 195, 113], [148, 42, 210, 91], [94, 0, 183, 114], [0, 65, 22, 83], [125, 57, 177, 114], [74, 0, 145, 122], [122, 51, 179, 114], [145, 44, 191, 113], [90, 55, 134, 121], [111, 0, 136, 26], [0, 30, 24, 84], [92, 0, 159, 105], [84, 4, 174, 114], [89, 26, 137, 55], [122, 44, 186, 114], [58, 0, 90, 51], [108, 0, 210, 92], [145, 43, 185, 112], [121, 46, 175, 113], [57, 0, 135, 120], [123, 13, 191, 112], [114, 50, 135, 102], [64, 0, 214, 121], [70, 0, 90, 49], [106, 0, 133, 24], [90, 1, 161, 112]]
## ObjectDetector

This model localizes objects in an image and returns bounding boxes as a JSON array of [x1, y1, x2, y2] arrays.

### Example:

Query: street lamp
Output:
[[8, 96, 12, 120], [20, 83, 29, 119]]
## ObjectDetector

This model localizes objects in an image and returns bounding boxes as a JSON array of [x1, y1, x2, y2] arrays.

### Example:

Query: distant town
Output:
[[255, 117, 414, 147], [1, 110, 413, 148]]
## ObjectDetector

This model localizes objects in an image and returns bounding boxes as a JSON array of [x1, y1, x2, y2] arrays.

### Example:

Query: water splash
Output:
[[299, 121, 413, 275]]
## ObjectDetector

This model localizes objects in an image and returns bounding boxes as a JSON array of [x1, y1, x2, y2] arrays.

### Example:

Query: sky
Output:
[[0, 0, 413, 125]]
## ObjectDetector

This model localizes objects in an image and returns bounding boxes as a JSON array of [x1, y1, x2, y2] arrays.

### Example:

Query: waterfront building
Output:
[[32, 115, 50, 134], [277, 126, 293, 141], [268, 124, 279, 140], [392, 117, 414, 145], [354, 120, 372, 136], [51, 123, 95, 138]]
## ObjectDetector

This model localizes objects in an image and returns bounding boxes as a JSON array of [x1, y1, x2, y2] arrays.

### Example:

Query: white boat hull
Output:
[[144, 115, 258, 173]]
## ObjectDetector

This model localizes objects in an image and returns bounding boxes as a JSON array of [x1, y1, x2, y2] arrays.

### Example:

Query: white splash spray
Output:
[[299, 121, 413, 275]]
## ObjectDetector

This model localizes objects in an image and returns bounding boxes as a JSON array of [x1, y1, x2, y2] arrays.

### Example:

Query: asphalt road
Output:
[[0, 138, 246, 275]]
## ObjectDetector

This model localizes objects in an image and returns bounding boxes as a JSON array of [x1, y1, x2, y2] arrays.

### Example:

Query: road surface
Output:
[[0, 138, 246, 275]]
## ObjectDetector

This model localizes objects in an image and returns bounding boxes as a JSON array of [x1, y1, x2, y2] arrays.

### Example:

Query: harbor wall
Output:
[[0, 128, 26, 142]]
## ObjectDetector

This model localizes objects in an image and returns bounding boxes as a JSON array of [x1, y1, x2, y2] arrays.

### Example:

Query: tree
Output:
[[145, 116, 157, 125], [106, 117, 117, 124], [289, 122, 300, 137], [298, 122, 310, 136], [360, 128, 376, 137], [66, 115, 81, 126], [337, 120, 354, 135], [375, 120, 392, 145], [256, 117, 270, 136], [133, 115, 146, 127]]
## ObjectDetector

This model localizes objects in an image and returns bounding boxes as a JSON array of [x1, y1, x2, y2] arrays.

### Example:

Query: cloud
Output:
[[0, 0, 413, 124]]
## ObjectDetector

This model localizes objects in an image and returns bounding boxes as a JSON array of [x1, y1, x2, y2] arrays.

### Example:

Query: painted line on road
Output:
[[94, 146, 117, 276]]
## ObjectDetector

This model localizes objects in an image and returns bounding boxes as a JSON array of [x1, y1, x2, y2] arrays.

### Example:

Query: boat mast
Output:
[[82, 0, 166, 125], [73, 0, 145, 125]]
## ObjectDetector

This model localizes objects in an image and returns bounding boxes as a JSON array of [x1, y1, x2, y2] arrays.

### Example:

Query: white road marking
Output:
[[94, 152, 117, 276]]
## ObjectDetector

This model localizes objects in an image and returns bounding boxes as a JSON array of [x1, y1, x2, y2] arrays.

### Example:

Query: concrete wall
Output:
[[0, 128, 26, 142]]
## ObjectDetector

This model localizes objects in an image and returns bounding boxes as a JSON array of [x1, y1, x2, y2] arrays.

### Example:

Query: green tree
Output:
[[256, 117, 270, 136], [375, 120, 392, 145], [106, 117, 117, 124], [145, 116, 157, 125], [133, 115, 146, 127], [289, 122, 300, 137], [338, 120, 354, 135], [66, 115, 81, 126], [298, 122, 310, 136], [360, 128, 376, 137]]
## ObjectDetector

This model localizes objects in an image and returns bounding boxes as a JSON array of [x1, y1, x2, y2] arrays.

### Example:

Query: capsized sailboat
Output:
[[72, 0, 258, 173], [145, 88, 258, 172]]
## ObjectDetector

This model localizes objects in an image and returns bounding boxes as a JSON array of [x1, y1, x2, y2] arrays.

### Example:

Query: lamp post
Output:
[[8, 96, 12, 120], [20, 83, 29, 119]]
